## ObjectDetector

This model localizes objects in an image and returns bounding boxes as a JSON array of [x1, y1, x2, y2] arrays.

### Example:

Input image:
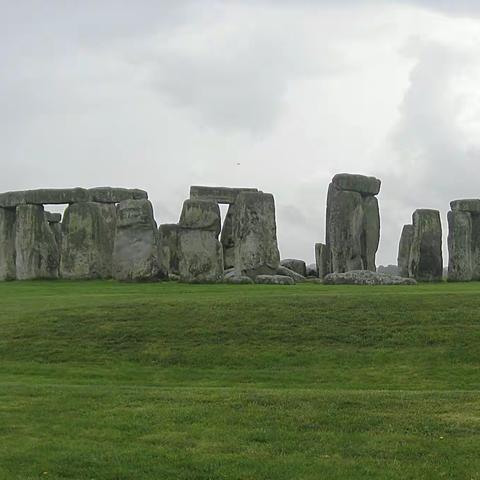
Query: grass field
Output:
[[1, 280, 480, 479]]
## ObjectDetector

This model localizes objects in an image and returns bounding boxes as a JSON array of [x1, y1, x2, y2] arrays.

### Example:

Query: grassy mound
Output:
[[1, 281, 479, 479]]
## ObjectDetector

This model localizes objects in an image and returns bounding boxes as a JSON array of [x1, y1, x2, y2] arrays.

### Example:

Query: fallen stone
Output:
[[408, 209, 443, 282], [60, 202, 116, 279], [190, 186, 258, 204], [332, 173, 381, 195], [306, 263, 318, 277], [179, 199, 221, 235], [255, 274, 295, 285], [280, 259, 307, 277], [158, 223, 180, 275], [447, 210, 472, 282], [315, 243, 330, 278], [177, 229, 224, 283], [323, 270, 417, 285], [15, 204, 59, 280], [232, 191, 280, 278], [450, 199, 480, 213], [223, 270, 254, 284], [0, 207, 16, 280], [168, 273, 180, 282], [397, 224, 414, 278], [112, 199, 164, 281], [276, 265, 305, 283]]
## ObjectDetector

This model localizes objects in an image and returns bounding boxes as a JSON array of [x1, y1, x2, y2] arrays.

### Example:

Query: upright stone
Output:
[[0, 207, 16, 280], [112, 199, 164, 281], [60, 202, 116, 279], [45, 212, 62, 249], [447, 210, 472, 282], [397, 224, 414, 278], [362, 196, 380, 271], [315, 243, 329, 279], [158, 223, 180, 275], [232, 191, 280, 278], [15, 205, 59, 280], [470, 214, 480, 281], [280, 259, 307, 277], [326, 184, 364, 273], [408, 209, 443, 282], [178, 199, 224, 283], [220, 204, 236, 270]]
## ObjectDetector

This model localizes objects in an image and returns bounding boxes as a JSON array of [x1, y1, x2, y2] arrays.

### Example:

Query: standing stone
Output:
[[397, 225, 414, 278], [408, 209, 443, 282], [326, 184, 364, 273], [15, 205, 59, 280], [0, 207, 16, 280], [112, 199, 164, 281], [178, 229, 224, 283], [220, 204, 236, 270], [447, 210, 472, 282], [45, 212, 62, 250], [326, 174, 381, 274], [232, 191, 280, 278], [362, 196, 380, 271], [470, 214, 480, 281], [315, 243, 330, 279], [158, 223, 180, 275], [60, 202, 116, 279], [178, 199, 224, 283]]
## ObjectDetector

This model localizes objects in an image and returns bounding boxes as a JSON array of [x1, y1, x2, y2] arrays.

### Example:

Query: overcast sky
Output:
[[2, 0, 480, 265]]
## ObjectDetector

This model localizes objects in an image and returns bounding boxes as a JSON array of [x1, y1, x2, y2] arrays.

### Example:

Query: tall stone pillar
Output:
[[0, 207, 16, 280]]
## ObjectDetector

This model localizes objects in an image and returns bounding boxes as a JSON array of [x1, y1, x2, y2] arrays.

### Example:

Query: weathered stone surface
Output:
[[326, 185, 364, 273], [60, 202, 116, 279], [45, 212, 61, 223], [178, 229, 224, 283], [324, 270, 417, 285], [255, 274, 295, 285], [447, 210, 472, 282], [0, 207, 16, 280], [276, 265, 305, 283], [362, 195, 380, 271], [220, 204, 236, 270], [0, 187, 147, 207], [223, 270, 254, 284], [179, 199, 221, 235], [15, 205, 59, 280], [450, 199, 480, 213], [190, 186, 258, 204], [470, 214, 480, 281], [332, 173, 381, 195], [408, 209, 443, 282], [112, 200, 164, 281], [88, 187, 147, 203], [158, 223, 180, 275], [397, 224, 414, 278], [377, 264, 399, 275], [232, 191, 280, 278], [280, 259, 307, 277], [306, 263, 317, 277], [315, 243, 329, 278]]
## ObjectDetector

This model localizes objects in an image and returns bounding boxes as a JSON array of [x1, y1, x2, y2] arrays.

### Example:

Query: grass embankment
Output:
[[0, 281, 479, 479]]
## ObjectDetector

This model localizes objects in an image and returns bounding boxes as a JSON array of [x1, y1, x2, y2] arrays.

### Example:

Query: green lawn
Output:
[[0, 281, 479, 479]]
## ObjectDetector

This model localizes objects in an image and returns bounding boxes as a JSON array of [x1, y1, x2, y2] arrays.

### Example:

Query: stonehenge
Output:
[[2, 176, 480, 285], [317, 173, 381, 278], [397, 209, 443, 282]]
